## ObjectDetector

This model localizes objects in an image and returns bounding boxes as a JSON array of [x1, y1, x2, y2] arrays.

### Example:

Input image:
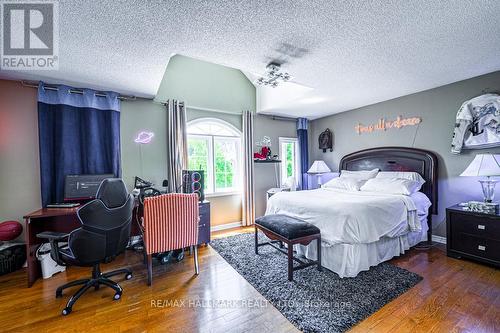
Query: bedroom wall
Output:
[[120, 99, 167, 190], [156, 54, 256, 227], [0, 80, 41, 240], [310, 71, 500, 238], [253, 116, 298, 217]]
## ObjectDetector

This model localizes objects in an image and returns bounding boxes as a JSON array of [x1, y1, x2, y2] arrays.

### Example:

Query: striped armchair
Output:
[[142, 193, 200, 285]]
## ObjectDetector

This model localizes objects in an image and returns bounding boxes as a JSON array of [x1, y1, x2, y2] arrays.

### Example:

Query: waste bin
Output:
[[36, 243, 66, 279]]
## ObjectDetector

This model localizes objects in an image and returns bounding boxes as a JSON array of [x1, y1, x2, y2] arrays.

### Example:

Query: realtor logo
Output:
[[1, 1, 59, 70]]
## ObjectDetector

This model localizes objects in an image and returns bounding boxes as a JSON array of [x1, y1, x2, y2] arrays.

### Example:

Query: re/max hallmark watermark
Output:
[[151, 298, 351, 309], [1, 0, 59, 70]]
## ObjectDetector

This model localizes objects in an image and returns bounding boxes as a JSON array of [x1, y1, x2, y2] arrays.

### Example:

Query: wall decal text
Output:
[[355, 116, 421, 134]]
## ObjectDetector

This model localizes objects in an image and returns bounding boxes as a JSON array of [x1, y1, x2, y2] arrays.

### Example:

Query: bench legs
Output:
[[317, 237, 322, 271], [287, 244, 294, 281], [255, 225, 322, 282]]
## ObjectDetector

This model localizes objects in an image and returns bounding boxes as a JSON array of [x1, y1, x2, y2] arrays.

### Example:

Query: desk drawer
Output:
[[451, 232, 500, 262], [449, 212, 500, 240]]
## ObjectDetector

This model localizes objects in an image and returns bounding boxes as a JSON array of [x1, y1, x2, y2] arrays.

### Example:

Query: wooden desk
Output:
[[23, 201, 211, 287], [24, 208, 81, 287]]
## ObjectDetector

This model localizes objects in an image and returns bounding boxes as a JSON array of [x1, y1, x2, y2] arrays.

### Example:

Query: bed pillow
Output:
[[322, 177, 366, 191], [340, 168, 379, 180], [376, 171, 425, 185], [360, 178, 422, 195]]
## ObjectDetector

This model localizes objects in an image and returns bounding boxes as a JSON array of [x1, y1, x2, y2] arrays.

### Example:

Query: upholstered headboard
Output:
[[340, 147, 438, 215]]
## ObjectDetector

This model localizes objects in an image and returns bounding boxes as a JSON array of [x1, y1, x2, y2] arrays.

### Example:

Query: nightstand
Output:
[[446, 205, 500, 267]]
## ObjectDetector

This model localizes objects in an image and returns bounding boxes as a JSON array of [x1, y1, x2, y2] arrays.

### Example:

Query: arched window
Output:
[[187, 118, 241, 194]]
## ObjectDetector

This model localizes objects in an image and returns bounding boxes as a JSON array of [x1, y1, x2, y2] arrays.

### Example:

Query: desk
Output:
[[23, 208, 141, 287], [24, 208, 80, 287], [23, 201, 210, 287]]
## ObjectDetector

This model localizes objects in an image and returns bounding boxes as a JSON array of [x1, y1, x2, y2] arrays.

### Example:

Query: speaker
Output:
[[182, 170, 204, 202]]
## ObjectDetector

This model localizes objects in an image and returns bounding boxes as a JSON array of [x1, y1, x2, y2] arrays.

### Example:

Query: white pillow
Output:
[[322, 177, 366, 191], [376, 171, 425, 185], [360, 178, 422, 195], [340, 168, 378, 180]]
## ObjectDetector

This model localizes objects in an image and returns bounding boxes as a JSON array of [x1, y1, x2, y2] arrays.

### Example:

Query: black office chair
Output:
[[37, 178, 134, 315]]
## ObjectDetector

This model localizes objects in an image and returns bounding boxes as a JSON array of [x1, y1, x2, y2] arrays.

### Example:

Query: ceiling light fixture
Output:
[[255, 62, 291, 88]]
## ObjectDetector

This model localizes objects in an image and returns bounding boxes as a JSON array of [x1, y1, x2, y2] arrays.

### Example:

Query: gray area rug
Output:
[[210, 233, 422, 333]]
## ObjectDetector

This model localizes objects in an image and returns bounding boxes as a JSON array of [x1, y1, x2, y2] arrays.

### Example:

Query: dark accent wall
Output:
[[310, 71, 500, 238]]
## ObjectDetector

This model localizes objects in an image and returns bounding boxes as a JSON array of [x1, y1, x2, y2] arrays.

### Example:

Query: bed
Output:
[[265, 147, 438, 278]]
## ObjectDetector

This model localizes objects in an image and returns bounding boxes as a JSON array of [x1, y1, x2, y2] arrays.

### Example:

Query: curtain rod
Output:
[[261, 114, 297, 122], [20, 80, 152, 101]]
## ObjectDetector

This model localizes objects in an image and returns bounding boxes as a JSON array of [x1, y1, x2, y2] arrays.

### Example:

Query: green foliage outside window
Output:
[[188, 137, 237, 192], [215, 141, 235, 190], [286, 143, 293, 178], [187, 138, 209, 190]]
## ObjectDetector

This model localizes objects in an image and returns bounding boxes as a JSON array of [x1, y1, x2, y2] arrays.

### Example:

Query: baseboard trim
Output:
[[432, 235, 447, 245], [211, 221, 243, 232]]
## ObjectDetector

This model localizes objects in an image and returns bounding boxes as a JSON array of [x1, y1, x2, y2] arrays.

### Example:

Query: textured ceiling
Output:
[[1, 0, 500, 119]]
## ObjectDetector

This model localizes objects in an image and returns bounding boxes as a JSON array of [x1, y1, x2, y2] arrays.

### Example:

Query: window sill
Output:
[[205, 191, 242, 198]]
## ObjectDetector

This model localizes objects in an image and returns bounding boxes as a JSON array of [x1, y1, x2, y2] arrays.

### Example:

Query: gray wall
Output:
[[156, 55, 257, 227], [310, 71, 500, 237], [120, 99, 168, 190], [0, 80, 40, 240], [254, 115, 297, 217]]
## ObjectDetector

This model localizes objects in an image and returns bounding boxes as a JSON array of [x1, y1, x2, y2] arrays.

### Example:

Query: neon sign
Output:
[[134, 131, 155, 144], [355, 116, 421, 134]]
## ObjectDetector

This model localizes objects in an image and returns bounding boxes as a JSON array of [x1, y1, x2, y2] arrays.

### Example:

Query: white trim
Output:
[[210, 221, 243, 232], [187, 117, 242, 136], [432, 235, 447, 244], [279, 137, 300, 187], [206, 191, 242, 198]]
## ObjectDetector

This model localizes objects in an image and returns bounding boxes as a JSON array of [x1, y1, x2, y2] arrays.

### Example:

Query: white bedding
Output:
[[265, 188, 430, 246]]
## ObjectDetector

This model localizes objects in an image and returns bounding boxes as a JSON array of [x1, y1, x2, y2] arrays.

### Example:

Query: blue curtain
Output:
[[38, 82, 121, 206], [297, 118, 309, 190]]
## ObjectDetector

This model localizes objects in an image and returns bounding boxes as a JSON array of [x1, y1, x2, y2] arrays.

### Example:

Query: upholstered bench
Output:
[[255, 214, 322, 281]]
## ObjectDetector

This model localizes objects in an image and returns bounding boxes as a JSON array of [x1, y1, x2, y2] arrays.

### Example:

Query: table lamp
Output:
[[460, 154, 500, 202], [308, 160, 331, 188]]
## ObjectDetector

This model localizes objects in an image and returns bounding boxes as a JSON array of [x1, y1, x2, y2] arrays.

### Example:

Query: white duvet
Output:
[[265, 188, 430, 246]]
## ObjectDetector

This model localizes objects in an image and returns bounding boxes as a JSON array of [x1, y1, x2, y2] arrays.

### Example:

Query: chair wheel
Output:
[[125, 273, 132, 280], [113, 292, 121, 300], [62, 307, 72, 316]]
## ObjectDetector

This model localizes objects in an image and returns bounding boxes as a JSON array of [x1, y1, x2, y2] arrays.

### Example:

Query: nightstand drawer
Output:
[[451, 233, 500, 262], [449, 212, 500, 240]]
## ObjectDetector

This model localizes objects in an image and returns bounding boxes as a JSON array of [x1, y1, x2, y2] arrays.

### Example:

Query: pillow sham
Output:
[[375, 171, 425, 185], [360, 177, 422, 195], [322, 177, 366, 191], [340, 168, 378, 180]]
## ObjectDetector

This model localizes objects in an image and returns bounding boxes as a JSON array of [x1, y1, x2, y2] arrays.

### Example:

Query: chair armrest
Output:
[[36, 232, 69, 266], [36, 231, 69, 240]]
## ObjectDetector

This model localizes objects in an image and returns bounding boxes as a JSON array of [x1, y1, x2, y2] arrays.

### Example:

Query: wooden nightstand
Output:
[[446, 205, 500, 267]]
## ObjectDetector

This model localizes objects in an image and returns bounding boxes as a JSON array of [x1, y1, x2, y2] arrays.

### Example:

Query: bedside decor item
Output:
[[318, 128, 333, 152], [307, 160, 331, 188], [460, 154, 500, 202], [446, 205, 500, 267], [465, 201, 499, 214]]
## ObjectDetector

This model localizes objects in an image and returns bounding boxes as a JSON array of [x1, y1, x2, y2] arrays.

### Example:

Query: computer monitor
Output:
[[64, 174, 114, 201]]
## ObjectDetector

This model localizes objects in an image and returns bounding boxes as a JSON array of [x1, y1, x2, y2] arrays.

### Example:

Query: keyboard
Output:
[[46, 203, 81, 208]]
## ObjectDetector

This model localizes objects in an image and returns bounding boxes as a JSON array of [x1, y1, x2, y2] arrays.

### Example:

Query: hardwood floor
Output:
[[0, 227, 498, 333]]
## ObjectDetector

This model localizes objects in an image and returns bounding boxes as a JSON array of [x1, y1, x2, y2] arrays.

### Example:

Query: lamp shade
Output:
[[460, 154, 500, 177], [307, 160, 331, 174]]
